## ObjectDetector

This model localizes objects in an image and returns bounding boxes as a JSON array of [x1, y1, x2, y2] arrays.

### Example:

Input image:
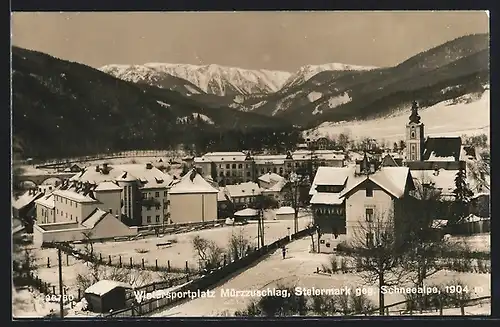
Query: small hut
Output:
[[84, 280, 132, 313], [234, 208, 259, 222], [275, 206, 295, 220]]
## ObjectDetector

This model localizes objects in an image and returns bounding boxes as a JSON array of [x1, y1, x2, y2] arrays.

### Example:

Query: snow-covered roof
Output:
[[34, 193, 55, 209], [310, 192, 344, 205], [81, 208, 110, 228], [94, 181, 122, 192], [168, 170, 219, 194], [309, 167, 352, 195], [459, 214, 489, 223], [196, 152, 248, 163], [410, 169, 458, 194], [431, 219, 448, 229], [276, 206, 295, 215], [258, 172, 284, 184], [234, 208, 259, 217], [12, 190, 44, 210], [53, 189, 98, 203], [340, 167, 411, 199], [225, 182, 261, 198], [70, 164, 173, 189], [84, 280, 131, 296]]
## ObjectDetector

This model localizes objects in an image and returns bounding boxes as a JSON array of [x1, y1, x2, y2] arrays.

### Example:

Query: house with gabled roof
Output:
[[33, 207, 138, 247], [309, 153, 415, 251], [168, 168, 219, 224]]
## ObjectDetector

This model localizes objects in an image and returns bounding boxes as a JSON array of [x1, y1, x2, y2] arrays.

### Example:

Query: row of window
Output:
[[315, 207, 344, 215], [55, 208, 78, 221], [219, 171, 252, 177], [142, 191, 168, 198], [54, 195, 79, 208], [146, 215, 168, 223], [219, 163, 251, 169], [233, 196, 256, 204]]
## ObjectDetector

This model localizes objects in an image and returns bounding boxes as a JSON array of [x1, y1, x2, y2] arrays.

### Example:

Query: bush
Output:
[[311, 294, 336, 316], [329, 255, 339, 273], [350, 293, 375, 315], [340, 257, 350, 273]]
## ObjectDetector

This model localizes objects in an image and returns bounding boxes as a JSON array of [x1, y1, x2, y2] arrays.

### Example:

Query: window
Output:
[[147, 216, 151, 223], [220, 171, 224, 177], [246, 171, 251, 177], [155, 191, 160, 198], [155, 215, 160, 223], [238, 164, 243, 169], [261, 168, 265, 174], [273, 167, 277, 173], [56, 209, 59, 214], [70, 214, 72, 220], [65, 199, 67, 204], [232, 171, 236, 177], [164, 191, 168, 197], [232, 164, 236, 169], [366, 187, 373, 197], [65, 213, 68, 218], [365, 208, 374, 222], [246, 164, 250, 169], [226, 171, 230, 177], [75, 203, 78, 208], [142, 192, 148, 198], [155, 204, 161, 210], [226, 164, 230, 169]]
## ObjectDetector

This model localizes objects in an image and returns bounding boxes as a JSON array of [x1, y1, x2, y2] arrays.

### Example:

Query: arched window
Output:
[[410, 127, 416, 139]]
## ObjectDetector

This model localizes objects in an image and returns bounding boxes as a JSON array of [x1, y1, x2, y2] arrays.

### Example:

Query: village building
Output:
[[69, 163, 173, 226], [275, 206, 295, 220], [224, 182, 261, 210], [309, 153, 415, 250], [258, 172, 287, 203], [191, 149, 345, 186], [168, 168, 219, 224]]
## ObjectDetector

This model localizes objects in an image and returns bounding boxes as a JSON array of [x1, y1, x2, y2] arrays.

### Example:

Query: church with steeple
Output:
[[404, 101, 466, 171]]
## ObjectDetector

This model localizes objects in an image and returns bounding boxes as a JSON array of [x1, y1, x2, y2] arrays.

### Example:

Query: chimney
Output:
[[115, 215, 119, 220], [108, 208, 113, 214], [146, 163, 153, 170], [95, 165, 100, 172], [189, 169, 197, 182]]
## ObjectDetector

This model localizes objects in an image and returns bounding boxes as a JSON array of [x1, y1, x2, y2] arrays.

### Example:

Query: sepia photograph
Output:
[[11, 11, 490, 318]]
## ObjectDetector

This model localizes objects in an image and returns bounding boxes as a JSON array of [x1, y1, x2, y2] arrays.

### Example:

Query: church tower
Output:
[[406, 101, 425, 161]]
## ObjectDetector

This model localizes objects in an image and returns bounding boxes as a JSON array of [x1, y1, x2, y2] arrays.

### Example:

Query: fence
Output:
[[47, 242, 192, 276], [105, 226, 315, 317], [34, 150, 185, 169], [354, 295, 491, 316]]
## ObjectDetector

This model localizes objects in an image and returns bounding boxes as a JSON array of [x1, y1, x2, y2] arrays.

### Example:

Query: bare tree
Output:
[[192, 235, 225, 271], [283, 171, 309, 233], [227, 228, 251, 261], [81, 231, 95, 261], [349, 210, 411, 315]]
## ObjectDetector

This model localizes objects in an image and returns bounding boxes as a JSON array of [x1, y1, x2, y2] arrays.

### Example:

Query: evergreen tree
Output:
[[452, 168, 473, 222]]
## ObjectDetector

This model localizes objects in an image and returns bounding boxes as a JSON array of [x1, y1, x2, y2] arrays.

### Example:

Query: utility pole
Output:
[[57, 246, 64, 319]]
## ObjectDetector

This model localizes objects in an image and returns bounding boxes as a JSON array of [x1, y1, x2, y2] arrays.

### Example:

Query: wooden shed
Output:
[[84, 280, 132, 314]]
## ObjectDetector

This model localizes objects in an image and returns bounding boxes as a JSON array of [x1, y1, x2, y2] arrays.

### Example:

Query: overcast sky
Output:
[[11, 11, 489, 72]]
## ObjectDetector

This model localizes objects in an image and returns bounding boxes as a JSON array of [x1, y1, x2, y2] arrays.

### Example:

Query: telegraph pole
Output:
[[57, 246, 64, 318]]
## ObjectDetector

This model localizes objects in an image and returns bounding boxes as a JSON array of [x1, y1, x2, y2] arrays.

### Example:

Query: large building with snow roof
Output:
[[309, 154, 415, 250], [168, 168, 219, 223], [69, 162, 174, 226], [191, 150, 345, 186]]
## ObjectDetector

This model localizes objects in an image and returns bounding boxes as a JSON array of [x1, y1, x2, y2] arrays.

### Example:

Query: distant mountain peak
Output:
[[100, 63, 292, 96]]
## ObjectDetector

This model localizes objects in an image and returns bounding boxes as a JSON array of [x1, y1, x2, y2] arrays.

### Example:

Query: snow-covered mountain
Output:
[[100, 63, 291, 96], [304, 89, 490, 143], [282, 63, 377, 89]]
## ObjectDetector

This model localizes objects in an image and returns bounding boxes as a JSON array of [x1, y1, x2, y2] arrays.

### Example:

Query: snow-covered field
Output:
[[72, 214, 312, 271], [306, 90, 489, 143], [152, 238, 491, 317], [448, 233, 490, 253]]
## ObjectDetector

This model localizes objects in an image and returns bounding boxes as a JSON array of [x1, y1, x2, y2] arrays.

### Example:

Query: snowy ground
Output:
[[306, 90, 489, 143], [73, 214, 312, 271], [152, 238, 490, 317], [448, 233, 490, 252]]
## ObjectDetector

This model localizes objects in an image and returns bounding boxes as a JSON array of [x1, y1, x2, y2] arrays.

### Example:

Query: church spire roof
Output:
[[409, 101, 421, 124]]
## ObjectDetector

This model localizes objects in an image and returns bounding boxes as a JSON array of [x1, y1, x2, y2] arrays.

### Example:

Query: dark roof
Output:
[[422, 137, 462, 161]]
